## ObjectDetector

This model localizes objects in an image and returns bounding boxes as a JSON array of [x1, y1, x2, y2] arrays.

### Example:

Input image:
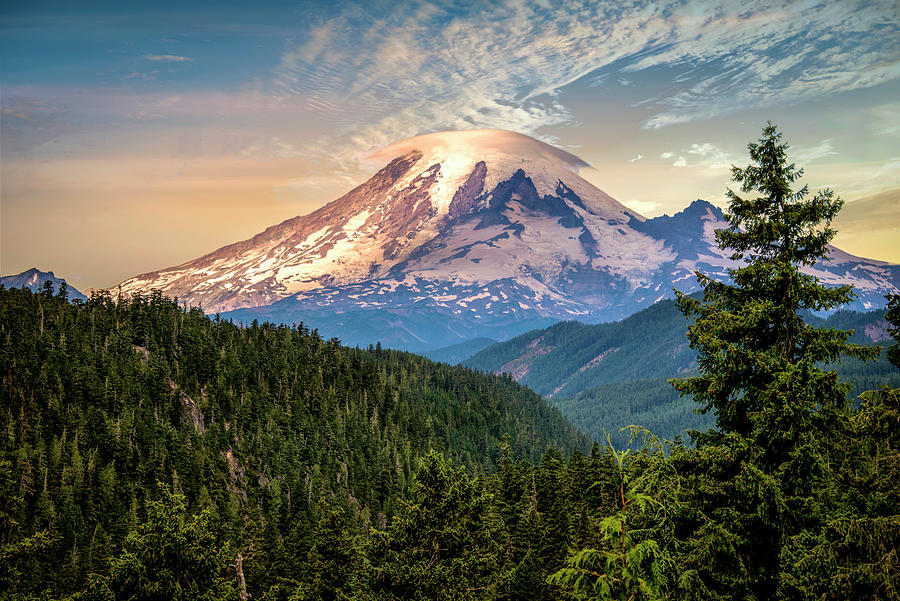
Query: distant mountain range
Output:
[[461, 300, 899, 446], [111, 129, 900, 351], [1, 268, 87, 302], [463, 300, 896, 399]]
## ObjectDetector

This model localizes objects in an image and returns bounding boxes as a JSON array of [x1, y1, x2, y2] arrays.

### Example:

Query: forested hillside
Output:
[[0, 284, 586, 598], [556, 337, 900, 448], [464, 300, 896, 398], [3, 286, 896, 601], [553, 376, 715, 447], [462, 298, 899, 446], [463, 299, 696, 397]]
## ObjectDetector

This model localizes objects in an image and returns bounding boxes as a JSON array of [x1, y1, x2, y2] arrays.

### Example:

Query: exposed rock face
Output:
[[114, 129, 900, 351], [864, 320, 892, 342]]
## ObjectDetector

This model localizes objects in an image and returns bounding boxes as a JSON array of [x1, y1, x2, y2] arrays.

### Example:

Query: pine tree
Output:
[[671, 122, 879, 598], [886, 294, 900, 369], [548, 432, 674, 600], [89, 483, 239, 601], [672, 121, 876, 453], [0, 459, 54, 595], [367, 451, 508, 601], [290, 506, 366, 601], [790, 293, 900, 600]]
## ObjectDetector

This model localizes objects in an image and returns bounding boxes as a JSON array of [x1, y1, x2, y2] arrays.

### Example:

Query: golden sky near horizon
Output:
[[2, 0, 898, 291]]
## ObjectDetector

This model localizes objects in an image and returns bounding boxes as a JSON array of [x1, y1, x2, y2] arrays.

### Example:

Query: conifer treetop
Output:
[[672, 122, 877, 437]]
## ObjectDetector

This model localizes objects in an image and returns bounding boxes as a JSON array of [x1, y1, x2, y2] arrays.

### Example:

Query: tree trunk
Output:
[[235, 553, 250, 601]]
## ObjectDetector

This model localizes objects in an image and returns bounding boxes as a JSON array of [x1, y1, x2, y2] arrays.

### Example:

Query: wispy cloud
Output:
[[1, 98, 63, 123], [144, 54, 192, 62], [870, 104, 900, 137], [875, 157, 900, 176], [629, 154, 643, 162], [792, 139, 837, 163], [687, 143, 732, 169], [0, 97, 74, 154], [272, 0, 898, 171], [656, 142, 733, 169], [124, 70, 160, 80]]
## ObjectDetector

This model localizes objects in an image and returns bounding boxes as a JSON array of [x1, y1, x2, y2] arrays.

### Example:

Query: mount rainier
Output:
[[116, 130, 900, 351]]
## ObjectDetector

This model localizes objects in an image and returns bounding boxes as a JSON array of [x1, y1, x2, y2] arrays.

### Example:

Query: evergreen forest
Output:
[[2, 124, 899, 600]]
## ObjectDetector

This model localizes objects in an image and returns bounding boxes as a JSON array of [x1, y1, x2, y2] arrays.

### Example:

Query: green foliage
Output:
[[886, 294, 900, 368], [0, 455, 55, 597], [669, 122, 896, 599], [669, 123, 878, 509], [672, 122, 876, 439], [89, 483, 238, 601], [668, 433, 786, 600], [467, 303, 895, 404], [785, 386, 900, 600], [552, 377, 715, 449], [464, 301, 896, 448], [464, 300, 696, 397], [289, 506, 366, 601], [368, 450, 508, 601], [549, 432, 675, 600]]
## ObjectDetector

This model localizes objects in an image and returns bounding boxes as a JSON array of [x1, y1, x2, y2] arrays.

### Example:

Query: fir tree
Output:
[[671, 122, 879, 598], [290, 506, 366, 601], [886, 293, 900, 368], [672, 121, 876, 444], [88, 483, 238, 601], [367, 451, 508, 601], [548, 431, 674, 601]]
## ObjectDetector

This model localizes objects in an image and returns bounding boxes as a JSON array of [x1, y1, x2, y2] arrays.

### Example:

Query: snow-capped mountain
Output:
[[115, 130, 900, 351], [117, 130, 651, 314], [1, 268, 88, 302]]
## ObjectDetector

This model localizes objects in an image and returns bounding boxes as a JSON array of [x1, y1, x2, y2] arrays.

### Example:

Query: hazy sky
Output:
[[2, 0, 899, 291]]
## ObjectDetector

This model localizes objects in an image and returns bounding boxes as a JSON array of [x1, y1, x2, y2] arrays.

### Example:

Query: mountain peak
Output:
[[3, 267, 55, 284], [1, 268, 87, 301], [365, 129, 618, 222], [682, 199, 725, 220], [117, 129, 637, 312], [21, 267, 53, 278], [114, 131, 899, 337]]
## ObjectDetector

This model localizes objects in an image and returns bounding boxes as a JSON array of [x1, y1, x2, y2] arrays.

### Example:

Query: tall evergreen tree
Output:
[[87, 483, 238, 601], [367, 451, 508, 601], [672, 121, 876, 444], [548, 432, 674, 601], [290, 506, 366, 601], [670, 122, 879, 598]]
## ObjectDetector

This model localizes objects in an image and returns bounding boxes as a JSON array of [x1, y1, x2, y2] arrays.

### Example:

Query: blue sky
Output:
[[2, 0, 898, 289]]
